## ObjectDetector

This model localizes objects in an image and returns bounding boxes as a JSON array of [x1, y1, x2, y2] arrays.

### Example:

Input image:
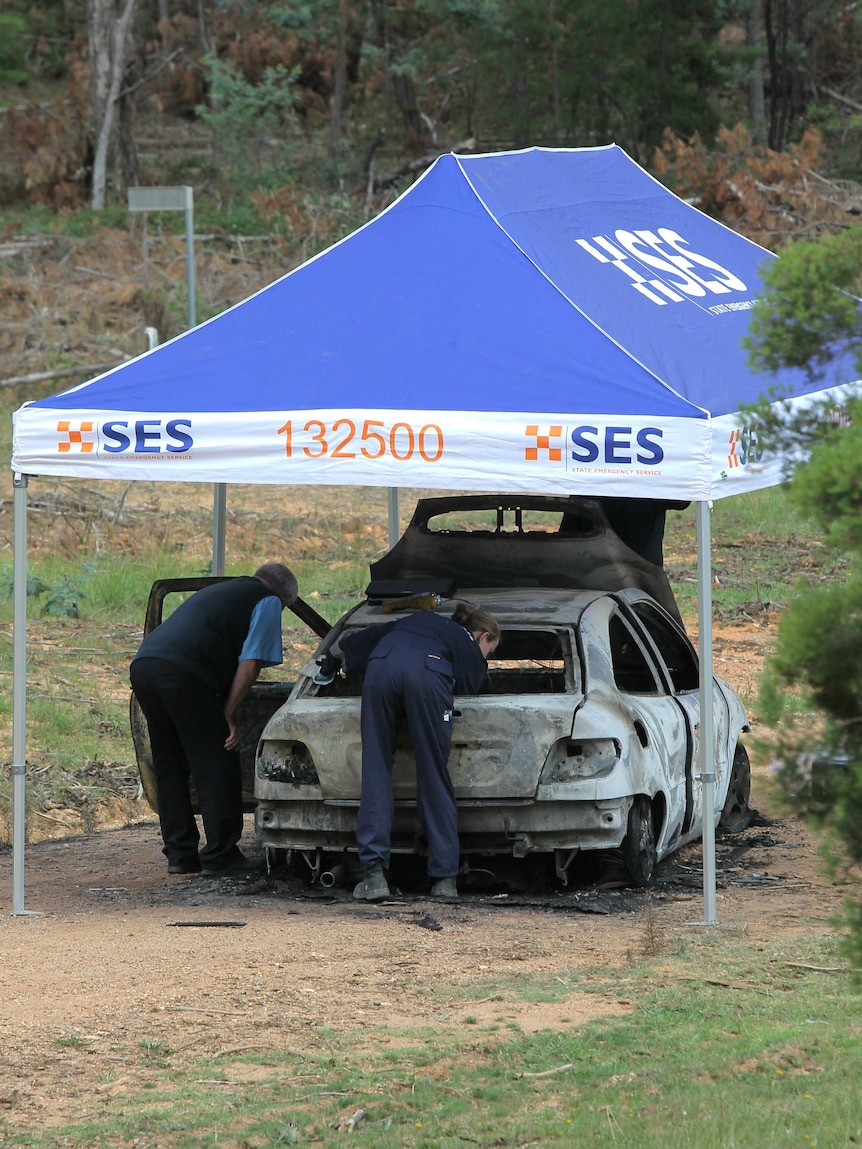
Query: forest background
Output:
[[2, 0, 862, 378]]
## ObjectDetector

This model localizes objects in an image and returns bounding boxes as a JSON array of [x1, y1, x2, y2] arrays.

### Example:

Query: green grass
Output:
[[664, 490, 848, 623], [3, 932, 859, 1147]]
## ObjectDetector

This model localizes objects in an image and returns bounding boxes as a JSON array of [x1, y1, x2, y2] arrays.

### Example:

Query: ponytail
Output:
[[451, 602, 501, 643]]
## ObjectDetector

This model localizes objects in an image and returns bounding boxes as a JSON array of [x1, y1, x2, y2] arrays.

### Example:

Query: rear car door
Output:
[[575, 597, 691, 849], [619, 595, 734, 837]]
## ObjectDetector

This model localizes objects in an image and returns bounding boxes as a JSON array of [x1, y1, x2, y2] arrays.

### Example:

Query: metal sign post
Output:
[[127, 186, 226, 574], [127, 186, 196, 329]]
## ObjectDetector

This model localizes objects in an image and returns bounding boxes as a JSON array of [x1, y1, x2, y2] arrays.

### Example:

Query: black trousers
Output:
[[130, 657, 243, 868]]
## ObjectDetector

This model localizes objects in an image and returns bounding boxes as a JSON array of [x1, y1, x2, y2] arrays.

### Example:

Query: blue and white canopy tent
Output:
[[10, 144, 857, 917]]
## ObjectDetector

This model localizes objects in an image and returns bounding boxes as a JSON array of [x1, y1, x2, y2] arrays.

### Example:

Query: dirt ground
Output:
[[0, 755, 846, 1133]]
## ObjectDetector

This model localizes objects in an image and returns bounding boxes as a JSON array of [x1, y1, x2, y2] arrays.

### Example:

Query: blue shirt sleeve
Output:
[[239, 596, 283, 666]]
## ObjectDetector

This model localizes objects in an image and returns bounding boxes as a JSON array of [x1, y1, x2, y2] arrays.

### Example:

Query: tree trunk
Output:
[[391, 70, 424, 147], [747, 0, 767, 146], [329, 0, 348, 157], [119, 79, 141, 189], [197, 0, 214, 57], [88, 0, 139, 210]]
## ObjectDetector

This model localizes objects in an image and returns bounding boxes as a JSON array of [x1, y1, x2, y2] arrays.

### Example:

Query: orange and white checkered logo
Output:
[[726, 428, 741, 469], [57, 420, 95, 453], [525, 424, 563, 462]]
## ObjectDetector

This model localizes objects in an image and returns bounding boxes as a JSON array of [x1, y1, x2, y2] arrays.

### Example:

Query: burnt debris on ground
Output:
[[128, 808, 795, 920]]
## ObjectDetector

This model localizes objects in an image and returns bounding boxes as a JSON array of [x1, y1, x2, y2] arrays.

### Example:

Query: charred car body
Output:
[[250, 496, 751, 885]]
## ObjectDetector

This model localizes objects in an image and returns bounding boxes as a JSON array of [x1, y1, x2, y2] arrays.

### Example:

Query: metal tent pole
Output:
[[696, 499, 717, 925], [11, 474, 33, 915], [387, 488, 400, 549], [212, 484, 227, 576]]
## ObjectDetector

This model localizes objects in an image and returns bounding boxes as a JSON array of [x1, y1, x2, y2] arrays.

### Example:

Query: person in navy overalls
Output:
[[340, 603, 500, 902]]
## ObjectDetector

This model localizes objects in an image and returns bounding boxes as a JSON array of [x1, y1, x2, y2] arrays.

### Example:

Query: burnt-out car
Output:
[[252, 495, 751, 885]]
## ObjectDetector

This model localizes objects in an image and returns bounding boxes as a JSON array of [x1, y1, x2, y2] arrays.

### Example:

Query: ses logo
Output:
[[576, 227, 748, 309], [721, 426, 763, 478], [525, 423, 664, 470], [57, 418, 194, 457]]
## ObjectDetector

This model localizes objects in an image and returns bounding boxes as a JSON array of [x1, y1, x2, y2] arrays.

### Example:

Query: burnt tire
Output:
[[621, 795, 657, 887], [720, 743, 753, 833]]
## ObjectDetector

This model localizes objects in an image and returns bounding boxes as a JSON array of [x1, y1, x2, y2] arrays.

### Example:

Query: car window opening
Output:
[[486, 628, 569, 694], [424, 506, 593, 536], [626, 601, 699, 692], [609, 614, 661, 694], [319, 626, 571, 696]]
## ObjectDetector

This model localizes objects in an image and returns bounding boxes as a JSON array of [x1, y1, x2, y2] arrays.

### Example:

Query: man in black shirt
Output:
[[130, 562, 297, 876]]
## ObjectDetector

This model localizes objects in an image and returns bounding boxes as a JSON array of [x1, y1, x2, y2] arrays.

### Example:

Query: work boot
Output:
[[430, 877, 458, 900], [353, 862, 390, 902]]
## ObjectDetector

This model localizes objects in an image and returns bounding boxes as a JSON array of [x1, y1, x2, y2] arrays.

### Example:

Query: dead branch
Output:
[[212, 1043, 272, 1058], [73, 265, 117, 280], [354, 137, 476, 195], [680, 976, 769, 994], [212, 1041, 329, 1060], [168, 1005, 249, 1017], [334, 1106, 366, 1132], [119, 47, 183, 98], [783, 962, 849, 973], [819, 85, 862, 114], [33, 811, 76, 826], [516, 1063, 574, 1079]]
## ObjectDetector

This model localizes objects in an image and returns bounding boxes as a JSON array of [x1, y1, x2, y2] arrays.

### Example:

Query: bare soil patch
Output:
[[0, 766, 844, 1133]]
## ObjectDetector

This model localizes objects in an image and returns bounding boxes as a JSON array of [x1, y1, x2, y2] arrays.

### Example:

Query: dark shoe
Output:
[[168, 859, 202, 875], [201, 853, 265, 877], [353, 862, 390, 902], [313, 668, 336, 686], [430, 877, 458, 899]]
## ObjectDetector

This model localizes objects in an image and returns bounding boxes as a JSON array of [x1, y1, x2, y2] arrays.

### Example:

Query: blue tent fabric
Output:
[[457, 147, 853, 413], [11, 144, 858, 498]]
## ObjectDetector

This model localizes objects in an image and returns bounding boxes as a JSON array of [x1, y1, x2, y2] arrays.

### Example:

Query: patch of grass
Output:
[[53, 1034, 91, 1049], [8, 933, 860, 1148], [664, 488, 848, 622]]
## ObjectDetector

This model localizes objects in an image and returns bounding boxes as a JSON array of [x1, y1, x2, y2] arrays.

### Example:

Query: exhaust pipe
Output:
[[319, 863, 347, 889]]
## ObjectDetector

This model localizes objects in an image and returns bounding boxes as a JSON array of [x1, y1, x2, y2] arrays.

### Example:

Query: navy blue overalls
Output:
[[345, 611, 489, 879]]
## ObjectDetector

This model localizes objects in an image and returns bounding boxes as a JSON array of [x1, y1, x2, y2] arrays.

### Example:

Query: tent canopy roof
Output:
[[12, 144, 857, 499]]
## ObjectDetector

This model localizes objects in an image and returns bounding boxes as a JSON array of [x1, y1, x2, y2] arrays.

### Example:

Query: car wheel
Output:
[[621, 795, 657, 887], [720, 743, 752, 833]]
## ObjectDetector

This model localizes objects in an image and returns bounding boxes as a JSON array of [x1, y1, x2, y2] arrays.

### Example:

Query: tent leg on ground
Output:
[[12, 474, 30, 916], [697, 499, 717, 925]]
